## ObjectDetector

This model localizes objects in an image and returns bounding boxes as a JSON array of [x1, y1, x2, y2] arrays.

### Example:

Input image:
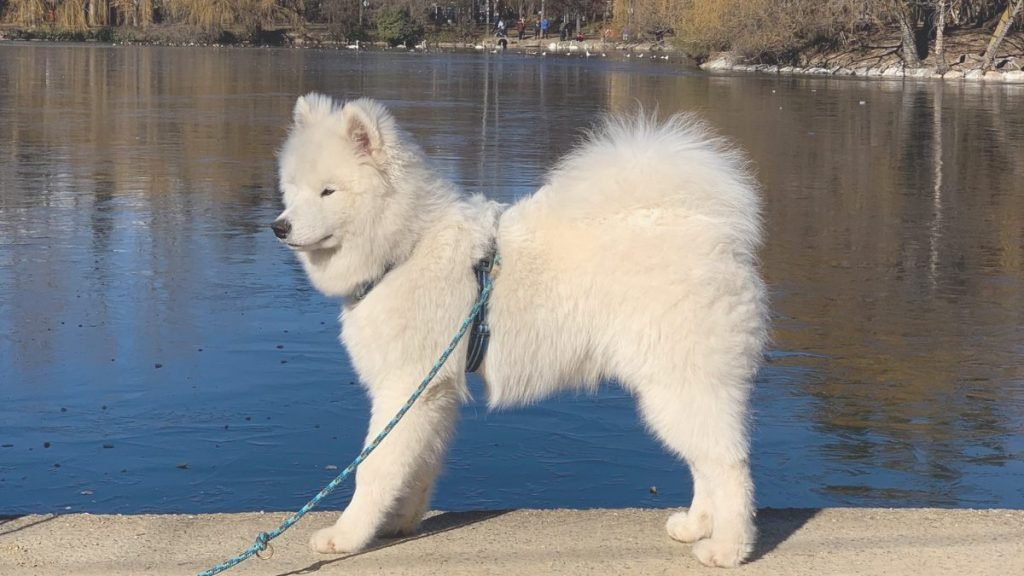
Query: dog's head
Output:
[[272, 93, 397, 252]]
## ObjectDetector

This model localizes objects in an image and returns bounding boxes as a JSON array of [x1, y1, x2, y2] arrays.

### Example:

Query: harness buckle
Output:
[[475, 257, 494, 274]]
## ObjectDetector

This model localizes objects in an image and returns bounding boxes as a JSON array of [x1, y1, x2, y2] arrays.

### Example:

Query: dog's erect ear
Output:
[[293, 92, 335, 127], [341, 98, 391, 158]]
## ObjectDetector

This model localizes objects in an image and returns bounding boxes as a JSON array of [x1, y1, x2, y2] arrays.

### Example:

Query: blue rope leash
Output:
[[197, 269, 495, 576]]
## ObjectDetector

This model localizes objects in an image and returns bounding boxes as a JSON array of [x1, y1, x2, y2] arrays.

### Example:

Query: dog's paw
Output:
[[666, 510, 712, 543], [692, 537, 751, 568], [308, 525, 374, 554]]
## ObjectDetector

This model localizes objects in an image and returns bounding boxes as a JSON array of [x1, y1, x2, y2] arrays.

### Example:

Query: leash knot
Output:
[[254, 532, 273, 559]]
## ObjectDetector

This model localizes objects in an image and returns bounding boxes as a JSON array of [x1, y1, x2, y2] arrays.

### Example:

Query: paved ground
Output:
[[1, 508, 1022, 575]]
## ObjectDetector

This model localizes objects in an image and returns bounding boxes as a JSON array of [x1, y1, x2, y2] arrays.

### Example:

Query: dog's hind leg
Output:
[[688, 457, 755, 567], [635, 382, 755, 568], [309, 382, 460, 554]]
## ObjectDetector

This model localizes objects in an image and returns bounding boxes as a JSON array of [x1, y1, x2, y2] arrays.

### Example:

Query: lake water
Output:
[[1, 44, 1022, 515]]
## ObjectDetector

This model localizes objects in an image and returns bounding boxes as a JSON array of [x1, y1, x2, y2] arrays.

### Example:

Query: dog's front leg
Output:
[[309, 382, 461, 554]]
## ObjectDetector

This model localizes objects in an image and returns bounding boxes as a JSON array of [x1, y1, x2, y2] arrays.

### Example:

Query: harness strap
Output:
[[348, 247, 496, 373], [349, 263, 394, 302], [466, 249, 496, 373]]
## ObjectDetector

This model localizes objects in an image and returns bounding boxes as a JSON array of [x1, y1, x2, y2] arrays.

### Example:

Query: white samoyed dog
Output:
[[273, 94, 768, 567]]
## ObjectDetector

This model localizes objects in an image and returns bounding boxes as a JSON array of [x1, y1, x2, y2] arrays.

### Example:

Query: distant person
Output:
[[496, 18, 507, 37], [559, 19, 567, 41], [517, 17, 526, 40], [540, 17, 549, 39]]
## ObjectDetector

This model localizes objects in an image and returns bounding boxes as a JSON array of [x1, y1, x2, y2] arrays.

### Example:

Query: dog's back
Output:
[[486, 113, 766, 408], [512, 113, 760, 260]]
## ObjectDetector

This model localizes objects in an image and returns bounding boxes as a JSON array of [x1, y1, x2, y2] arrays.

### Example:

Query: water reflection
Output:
[[0, 45, 1021, 513]]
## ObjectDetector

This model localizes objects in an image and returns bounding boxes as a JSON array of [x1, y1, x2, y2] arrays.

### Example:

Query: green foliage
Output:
[[333, 21, 369, 42], [376, 7, 424, 48], [94, 25, 116, 42]]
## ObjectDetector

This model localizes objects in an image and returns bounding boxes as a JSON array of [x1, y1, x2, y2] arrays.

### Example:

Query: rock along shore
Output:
[[700, 49, 1024, 84]]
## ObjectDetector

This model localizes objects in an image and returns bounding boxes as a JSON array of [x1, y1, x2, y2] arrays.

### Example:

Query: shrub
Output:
[[376, 7, 424, 48], [94, 26, 116, 43]]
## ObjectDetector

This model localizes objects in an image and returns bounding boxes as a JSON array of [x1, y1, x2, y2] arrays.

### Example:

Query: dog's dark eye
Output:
[[321, 188, 336, 198]]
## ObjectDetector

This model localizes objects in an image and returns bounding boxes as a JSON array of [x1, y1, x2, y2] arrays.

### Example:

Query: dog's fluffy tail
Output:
[[538, 112, 762, 256]]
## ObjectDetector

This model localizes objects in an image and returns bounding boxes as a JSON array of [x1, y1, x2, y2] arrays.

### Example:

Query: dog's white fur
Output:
[[275, 94, 768, 567]]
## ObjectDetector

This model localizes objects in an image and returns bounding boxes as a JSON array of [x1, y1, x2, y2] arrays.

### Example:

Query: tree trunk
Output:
[[140, 0, 154, 28], [934, 0, 948, 74], [88, 0, 108, 26], [982, 0, 1023, 70], [896, 1, 922, 67]]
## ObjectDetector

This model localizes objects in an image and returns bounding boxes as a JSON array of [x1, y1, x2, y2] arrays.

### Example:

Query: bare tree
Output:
[[89, 0, 110, 26], [4, 0, 47, 25], [161, 0, 301, 32], [981, 0, 1022, 70], [321, 0, 365, 39], [55, 0, 89, 30], [934, 0, 947, 74], [894, 0, 922, 67], [110, 0, 155, 27]]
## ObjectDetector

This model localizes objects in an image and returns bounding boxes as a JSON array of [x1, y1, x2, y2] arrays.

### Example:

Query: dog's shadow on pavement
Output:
[[275, 508, 816, 574], [748, 508, 820, 562], [275, 510, 512, 576]]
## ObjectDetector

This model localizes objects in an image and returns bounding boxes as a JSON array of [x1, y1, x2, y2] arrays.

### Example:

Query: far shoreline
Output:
[[3, 25, 1022, 85]]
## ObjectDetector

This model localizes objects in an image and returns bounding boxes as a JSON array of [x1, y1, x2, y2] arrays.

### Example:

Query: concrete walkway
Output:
[[1, 508, 1021, 575]]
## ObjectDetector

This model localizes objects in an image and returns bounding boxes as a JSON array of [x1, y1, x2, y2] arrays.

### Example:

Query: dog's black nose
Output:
[[271, 219, 291, 239]]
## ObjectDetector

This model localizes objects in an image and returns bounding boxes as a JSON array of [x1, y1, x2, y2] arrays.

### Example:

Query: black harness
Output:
[[465, 250, 497, 373], [348, 248, 497, 373]]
